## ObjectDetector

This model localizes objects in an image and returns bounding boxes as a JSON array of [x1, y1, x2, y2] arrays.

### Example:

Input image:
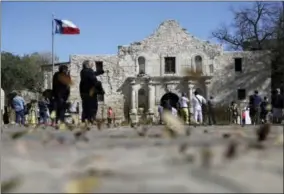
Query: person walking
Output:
[[207, 96, 217, 125], [179, 93, 189, 124], [107, 107, 115, 127], [271, 88, 284, 124], [38, 96, 49, 125], [12, 92, 26, 125], [79, 60, 104, 125], [52, 65, 71, 130], [230, 101, 239, 124], [191, 90, 206, 125], [260, 96, 269, 124], [250, 90, 262, 125], [158, 104, 163, 124], [43, 89, 54, 126]]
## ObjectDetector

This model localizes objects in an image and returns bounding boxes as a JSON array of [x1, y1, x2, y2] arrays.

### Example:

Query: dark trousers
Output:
[[82, 96, 98, 123], [250, 107, 260, 125], [54, 98, 67, 123], [39, 111, 48, 124], [208, 109, 216, 125], [15, 110, 25, 125]]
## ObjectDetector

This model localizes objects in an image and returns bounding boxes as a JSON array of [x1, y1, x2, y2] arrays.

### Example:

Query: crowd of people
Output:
[[158, 90, 210, 125], [2, 60, 117, 130], [229, 89, 284, 126], [2, 59, 283, 128], [158, 88, 284, 126]]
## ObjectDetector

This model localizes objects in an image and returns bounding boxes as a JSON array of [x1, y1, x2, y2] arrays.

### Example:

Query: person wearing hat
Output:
[[52, 64, 71, 129], [179, 92, 190, 124]]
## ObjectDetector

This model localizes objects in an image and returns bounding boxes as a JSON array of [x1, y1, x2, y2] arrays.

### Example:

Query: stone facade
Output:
[[44, 20, 272, 122]]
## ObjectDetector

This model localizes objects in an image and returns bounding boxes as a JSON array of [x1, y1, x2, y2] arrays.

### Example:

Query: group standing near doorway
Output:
[[158, 87, 284, 126], [159, 89, 208, 125]]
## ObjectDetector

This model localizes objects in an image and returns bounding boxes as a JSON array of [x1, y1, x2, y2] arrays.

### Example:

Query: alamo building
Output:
[[42, 20, 271, 122]]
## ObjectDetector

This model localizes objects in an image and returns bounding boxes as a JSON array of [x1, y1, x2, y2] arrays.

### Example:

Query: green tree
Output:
[[1, 51, 59, 95]]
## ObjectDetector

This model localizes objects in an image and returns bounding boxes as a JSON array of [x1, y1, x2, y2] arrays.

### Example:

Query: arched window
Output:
[[195, 55, 203, 74], [138, 56, 146, 74]]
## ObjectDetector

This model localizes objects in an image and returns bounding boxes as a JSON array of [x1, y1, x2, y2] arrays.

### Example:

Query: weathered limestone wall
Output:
[[69, 55, 127, 120], [64, 20, 272, 121], [115, 20, 223, 118], [209, 51, 271, 104], [117, 20, 222, 77]]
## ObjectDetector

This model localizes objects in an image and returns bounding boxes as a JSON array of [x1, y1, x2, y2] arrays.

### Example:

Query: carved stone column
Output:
[[188, 81, 194, 115], [44, 73, 48, 89], [148, 80, 155, 114], [204, 80, 211, 99], [188, 81, 194, 100], [130, 80, 137, 114]]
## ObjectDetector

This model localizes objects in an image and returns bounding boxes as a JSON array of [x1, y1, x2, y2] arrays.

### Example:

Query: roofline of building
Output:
[[41, 61, 70, 67]]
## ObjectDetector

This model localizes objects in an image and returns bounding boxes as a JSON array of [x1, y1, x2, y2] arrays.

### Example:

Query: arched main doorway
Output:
[[160, 92, 179, 109]]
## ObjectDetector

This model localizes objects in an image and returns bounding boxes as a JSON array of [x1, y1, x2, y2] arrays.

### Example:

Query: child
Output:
[[69, 101, 79, 125], [241, 109, 246, 127], [107, 107, 115, 127], [231, 102, 239, 124]]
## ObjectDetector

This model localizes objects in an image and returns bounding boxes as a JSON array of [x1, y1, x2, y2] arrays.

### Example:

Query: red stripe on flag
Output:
[[62, 27, 80, 35]]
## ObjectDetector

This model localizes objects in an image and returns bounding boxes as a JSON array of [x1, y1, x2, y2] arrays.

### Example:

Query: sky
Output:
[[1, 1, 253, 62]]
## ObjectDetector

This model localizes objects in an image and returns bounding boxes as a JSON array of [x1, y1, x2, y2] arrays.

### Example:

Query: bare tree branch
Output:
[[212, 2, 280, 50]]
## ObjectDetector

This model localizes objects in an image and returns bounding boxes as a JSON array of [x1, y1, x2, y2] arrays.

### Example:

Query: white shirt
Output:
[[171, 107, 178, 117], [179, 96, 189, 108], [69, 102, 77, 113], [158, 105, 163, 114], [191, 94, 206, 111]]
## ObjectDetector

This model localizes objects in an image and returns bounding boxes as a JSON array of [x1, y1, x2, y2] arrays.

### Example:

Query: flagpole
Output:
[[52, 14, 55, 77]]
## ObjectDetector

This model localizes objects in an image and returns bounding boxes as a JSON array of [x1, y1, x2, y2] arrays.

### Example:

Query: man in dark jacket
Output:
[[52, 65, 71, 127], [249, 90, 262, 125], [271, 88, 284, 123], [80, 60, 104, 124]]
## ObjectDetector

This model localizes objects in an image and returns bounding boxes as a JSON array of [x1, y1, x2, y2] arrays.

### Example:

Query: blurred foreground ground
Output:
[[1, 124, 283, 193]]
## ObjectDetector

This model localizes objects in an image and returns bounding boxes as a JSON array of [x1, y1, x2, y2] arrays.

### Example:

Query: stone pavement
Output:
[[1, 124, 283, 193]]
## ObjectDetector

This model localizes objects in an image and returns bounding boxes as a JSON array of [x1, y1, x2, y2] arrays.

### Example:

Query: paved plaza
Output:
[[1, 124, 283, 193]]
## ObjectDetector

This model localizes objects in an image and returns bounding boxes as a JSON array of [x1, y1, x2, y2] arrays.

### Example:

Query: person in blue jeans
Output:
[[38, 97, 49, 125], [12, 92, 26, 125]]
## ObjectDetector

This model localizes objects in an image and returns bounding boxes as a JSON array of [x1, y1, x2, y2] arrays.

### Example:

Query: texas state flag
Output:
[[54, 19, 80, 35]]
